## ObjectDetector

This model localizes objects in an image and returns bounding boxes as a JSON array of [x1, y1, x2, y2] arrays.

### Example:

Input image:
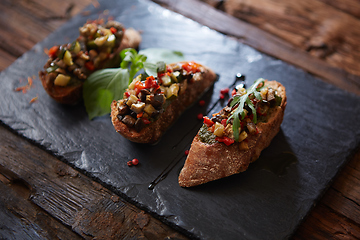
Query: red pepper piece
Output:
[[215, 136, 235, 146], [203, 116, 214, 127], [142, 118, 151, 124], [221, 119, 227, 127], [85, 61, 95, 71], [182, 61, 201, 73], [184, 150, 189, 155], [48, 46, 59, 58], [231, 89, 237, 96], [110, 27, 117, 34], [166, 65, 173, 73], [145, 76, 159, 90]]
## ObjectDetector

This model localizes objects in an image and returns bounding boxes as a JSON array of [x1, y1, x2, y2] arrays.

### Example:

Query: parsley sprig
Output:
[[227, 78, 265, 141]]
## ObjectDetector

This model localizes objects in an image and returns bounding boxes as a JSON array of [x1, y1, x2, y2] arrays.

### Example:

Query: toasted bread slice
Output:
[[178, 80, 287, 187], [39, 21, 141, 105], [111, 61, 217, 144]]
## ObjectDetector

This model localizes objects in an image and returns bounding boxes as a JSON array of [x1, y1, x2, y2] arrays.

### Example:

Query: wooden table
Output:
[[1, 0, 360, 239]]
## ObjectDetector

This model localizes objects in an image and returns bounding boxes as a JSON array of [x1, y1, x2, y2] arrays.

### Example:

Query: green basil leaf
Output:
[[139, 48, 185, 64], [83, 68, 129, 120], [143, 62, 157, 77]]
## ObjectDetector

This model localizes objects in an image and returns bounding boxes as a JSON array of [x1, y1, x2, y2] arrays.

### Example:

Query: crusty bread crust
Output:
[[178, 80, 287, 187], [111, 62, 217, 144], [39, 28, 141, 105]]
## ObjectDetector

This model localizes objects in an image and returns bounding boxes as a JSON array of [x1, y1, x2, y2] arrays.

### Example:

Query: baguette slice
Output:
[[111, 61, 217, 144], [39, 20, 141, 105], [178, 80, 287, 187]]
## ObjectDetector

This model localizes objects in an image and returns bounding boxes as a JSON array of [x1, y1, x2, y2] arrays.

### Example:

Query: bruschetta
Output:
[[39, 20, 141, 104], [178, 78, 287, 187], [111, 61, 217, 144]]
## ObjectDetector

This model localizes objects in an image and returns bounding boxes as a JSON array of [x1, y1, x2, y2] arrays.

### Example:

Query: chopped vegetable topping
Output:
[[116, 62, 204, 132], [198, 78, 282, 146], [42, 20, 125, 88]]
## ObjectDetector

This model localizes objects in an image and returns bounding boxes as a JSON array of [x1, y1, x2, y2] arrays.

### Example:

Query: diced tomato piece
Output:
[[219, 93, 225, 99], [142, 118, 151, 124], [215, 136, 235, 146], [221, 119, 227, 127], [145, 76, 159, 90], [137, 112, 143, 118], [166, 65, 173, 73], [231, 89, 237, 96], [48, 46, 59, 58], [182, 61, 201, 73], [203, 116, 214, 127], [85, 61, 95, 71], [134, 81, 146, 94], [125, 92, 131, 98], [110, 27, 117, 34], [184, 150, 189, 155]]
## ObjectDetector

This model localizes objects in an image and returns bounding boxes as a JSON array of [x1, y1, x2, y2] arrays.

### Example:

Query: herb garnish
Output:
[[83, 48, 185, 120], [227, 78, 265, 142]]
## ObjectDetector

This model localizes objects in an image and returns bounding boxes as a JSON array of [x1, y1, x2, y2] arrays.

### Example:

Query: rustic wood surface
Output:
[[1, 0, 360, 239]]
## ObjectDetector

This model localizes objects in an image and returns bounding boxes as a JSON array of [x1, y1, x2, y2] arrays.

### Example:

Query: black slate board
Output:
[[1, 0, 360, 239]]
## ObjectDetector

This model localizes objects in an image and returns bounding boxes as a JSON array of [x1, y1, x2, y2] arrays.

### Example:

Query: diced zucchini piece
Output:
[[238, 131, 248, 142], [166, 83, 179, 98], [126, 94, 138, 107], [94, 35, 108, 46], [130, 102, 145, 114], [213, 122, 225, 137], [170, 71, 180, 82], [46, 65, 59, 73], [106, 34, 115, 47], [144, 104, 156, 115], [54, 74, 71, 86], [161, 75, 172, 86], [70, 41, 81, 54], [63, 50, 73, 66]]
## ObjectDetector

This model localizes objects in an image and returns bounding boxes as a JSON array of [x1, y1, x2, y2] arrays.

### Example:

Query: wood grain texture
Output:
[[0, 178, 82, 239], [0, 0, 93, 71], [155, 0, 360, 96], [222, 0, 360, 77], [0, 125, 188, 240]]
